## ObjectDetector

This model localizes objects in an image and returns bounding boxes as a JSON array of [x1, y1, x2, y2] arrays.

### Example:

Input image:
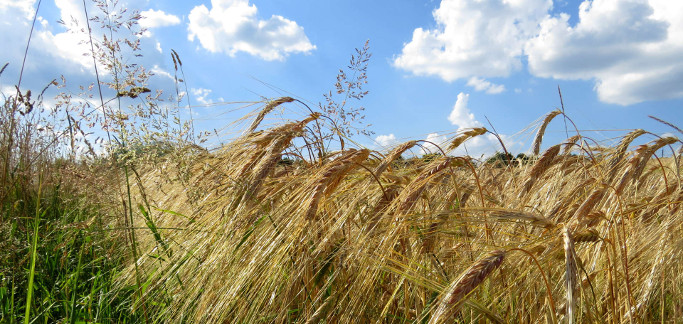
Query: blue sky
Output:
[[1, 0, 682, 157]]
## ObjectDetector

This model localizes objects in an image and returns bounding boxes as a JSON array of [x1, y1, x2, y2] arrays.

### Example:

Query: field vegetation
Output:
[[1, 1, 682, 323]]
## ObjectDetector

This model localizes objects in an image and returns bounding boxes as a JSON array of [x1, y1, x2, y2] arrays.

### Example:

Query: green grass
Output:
[[0, 167, 147, 323]]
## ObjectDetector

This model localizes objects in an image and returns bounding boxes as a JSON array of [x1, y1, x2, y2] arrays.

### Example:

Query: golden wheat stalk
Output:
[[374, 140, 417, 176], [488, 209, 554, 228], [448, 127, 487, 151], [429, 250, 505, 324], [563, 227, 578, 324], [520, 144, 562, 197], [246, 97, 295, 134], [532, 110, 562, 155], [398, 157, 452, 212], [305, 148, 370, 220]]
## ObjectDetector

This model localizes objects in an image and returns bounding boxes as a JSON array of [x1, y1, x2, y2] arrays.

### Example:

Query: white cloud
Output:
[[0, 0, 92, 79], [0, 0, 35, 20], [525, 0, 683, 105], [140, 9, 180, 29], [394, 0, 551, 81], [375, 133, 398, 147], [466, 77, 505, 94], [191, 87, 213, 105], [151, 65, 174, 80], [187, 0, 316, 61], [395, 0, 683, 105], [448, 92, 481, 128]]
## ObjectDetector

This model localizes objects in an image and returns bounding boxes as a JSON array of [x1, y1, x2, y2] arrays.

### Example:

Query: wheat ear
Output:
[[246, 96, 295, 134], [429, 250, 505, 323], [520, 144, 561, 197], [449, 127, 487, 151], [563, 227, 578, 324], [532, 110, 562, 155], [374, 140, 417, 176]]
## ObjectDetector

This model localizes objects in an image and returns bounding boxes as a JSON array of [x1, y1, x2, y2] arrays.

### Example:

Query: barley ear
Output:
[[449, 127, 487, 151], [429, 250, 505, 324], [532, 110, 562, 155], [563, 227, 578, 324], [520, 144, 561, 198], [247, 97, 295, 134], [374, 140, 417, 176]]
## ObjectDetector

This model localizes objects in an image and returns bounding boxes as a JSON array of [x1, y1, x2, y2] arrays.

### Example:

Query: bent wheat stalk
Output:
[[532, 110, 562, 155], [429, 250, 505, 324], [563, 227, 578, 324], [246, 97, 295, 134]]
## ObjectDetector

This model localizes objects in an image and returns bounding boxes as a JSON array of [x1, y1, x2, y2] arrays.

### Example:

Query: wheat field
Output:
[[109, 104, 683, 323]]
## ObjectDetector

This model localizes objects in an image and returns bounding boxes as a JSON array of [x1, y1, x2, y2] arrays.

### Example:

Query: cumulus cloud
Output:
[[151, 65, 174, 80], [0, 0, 35, 20], [140, 9, 180, 29], [448, 93, 481, 128], [375, 133, 398, 147], [394, 0, 551, 82], [395, 0, 683, 105], [526, 0, 683, 105], [466, 77, 505, 94], [187, 0, 316, 61], [0, 0, 91, 82], [1, 0, 173, 80], [191, 87, 213, 105]]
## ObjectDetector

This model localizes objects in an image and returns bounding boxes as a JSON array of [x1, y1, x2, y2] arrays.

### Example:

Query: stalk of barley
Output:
[[246, 97, 295, 134], [305, 149, 369, 220], [239, 114, 320, 180], [374, 140, 417, 176], [563, 227, 578, 324], [489, 209, 554, 228], [573, 228, 599, 243], [449, 127, 487, 151], [399, 157, 452, 212], [520, 144, 561, 197], [366, 185, 400, 232], [562, 134, 581, 154], [305, 295, 335, 324], [631, 137, 678, 183], [608, 129, 646, 181], [570, 185, 606, 222], [246, 114, 320, 199], [429, 250, 505, 324], [638, 184, 677, 222], [532, 110, 562, 155], [614, 156, 639, 195]]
